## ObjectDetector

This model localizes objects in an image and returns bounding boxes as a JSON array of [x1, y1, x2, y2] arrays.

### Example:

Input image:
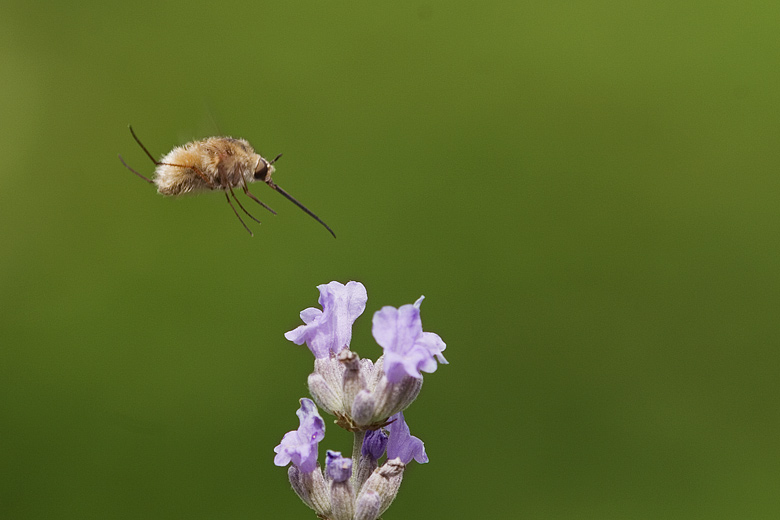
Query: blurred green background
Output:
[[2, 1, 780, 518]]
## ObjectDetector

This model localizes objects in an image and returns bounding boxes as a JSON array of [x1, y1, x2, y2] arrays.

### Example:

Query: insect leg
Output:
[[241, 185, 277, 215], [122, 125, 208, 189], [228, 185, 262, 224], [118, 154, 154, 183], [128, 125, 161, 165], [224, 191, 253, 236], [217, 169, 262, 235]]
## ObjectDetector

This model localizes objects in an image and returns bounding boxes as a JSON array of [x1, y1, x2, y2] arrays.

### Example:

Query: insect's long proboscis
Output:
[[269, 182, 337, 238]]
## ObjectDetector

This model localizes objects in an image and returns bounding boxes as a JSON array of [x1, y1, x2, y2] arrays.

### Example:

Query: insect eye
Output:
[[254, 163, 269, 180]]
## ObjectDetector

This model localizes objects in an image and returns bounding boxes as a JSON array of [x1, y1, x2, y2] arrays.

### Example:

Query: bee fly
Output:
[[118, 126, 335, 237]]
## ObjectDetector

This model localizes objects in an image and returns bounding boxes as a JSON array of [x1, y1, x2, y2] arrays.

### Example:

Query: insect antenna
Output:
[[265, 180, 336, 238]]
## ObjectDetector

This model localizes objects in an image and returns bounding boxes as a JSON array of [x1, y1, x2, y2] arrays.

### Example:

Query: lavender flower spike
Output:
[[372, 296, 448, 383], [274, 398, 325, 473], [285, 281, 368, 358], [386, 411, 428, 464]]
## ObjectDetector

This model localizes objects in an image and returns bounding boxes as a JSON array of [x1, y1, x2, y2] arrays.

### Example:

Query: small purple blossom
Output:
[[386, 411, 428, 464], [325, 450, 353, 482], [285, 281, 368, 358], [372, 296, 448, 383], [362, 429, 389, 460], [273, 398, 325, 473]]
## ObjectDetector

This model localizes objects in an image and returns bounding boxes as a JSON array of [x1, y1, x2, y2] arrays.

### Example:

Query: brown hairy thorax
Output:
[[118, 126, 335, 238]]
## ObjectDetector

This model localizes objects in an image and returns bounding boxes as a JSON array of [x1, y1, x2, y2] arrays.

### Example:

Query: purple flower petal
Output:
[[325, 450, 353, 482], [273, 398, 325, 473], [386, 412, 428, 464], [285, 281, 368, 358], [372, 296, 447, 383]]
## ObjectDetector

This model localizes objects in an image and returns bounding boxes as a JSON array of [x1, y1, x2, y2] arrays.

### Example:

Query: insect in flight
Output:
[[118, 126, 335, 237]]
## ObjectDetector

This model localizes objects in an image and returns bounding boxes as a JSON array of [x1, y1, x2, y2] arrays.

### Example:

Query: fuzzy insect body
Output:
[[119, 126, 335, 237], [155, 137, 262, 195]]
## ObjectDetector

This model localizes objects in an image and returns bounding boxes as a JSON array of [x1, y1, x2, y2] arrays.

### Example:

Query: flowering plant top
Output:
[[273, 281, 448, 520]]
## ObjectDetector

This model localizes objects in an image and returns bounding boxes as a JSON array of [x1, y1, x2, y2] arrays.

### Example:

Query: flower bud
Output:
[[314, 356, 346, 396], [355, 458, 405, 518], [326, 451, 355, 520], [353, 489, 381, 520], [325, 450, 353, 483], [355, 429, 387, 489], [360, 357, 376, 383], [350, 390, 376, 426], [354, 455, 378, 493], [307, 372, 342, 414], [371, 374, 423, 422], [288, 465, 331, 518], [366, 355, 384, 391], [362, 429, 389, 461], [339, 349, 365, 414]]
